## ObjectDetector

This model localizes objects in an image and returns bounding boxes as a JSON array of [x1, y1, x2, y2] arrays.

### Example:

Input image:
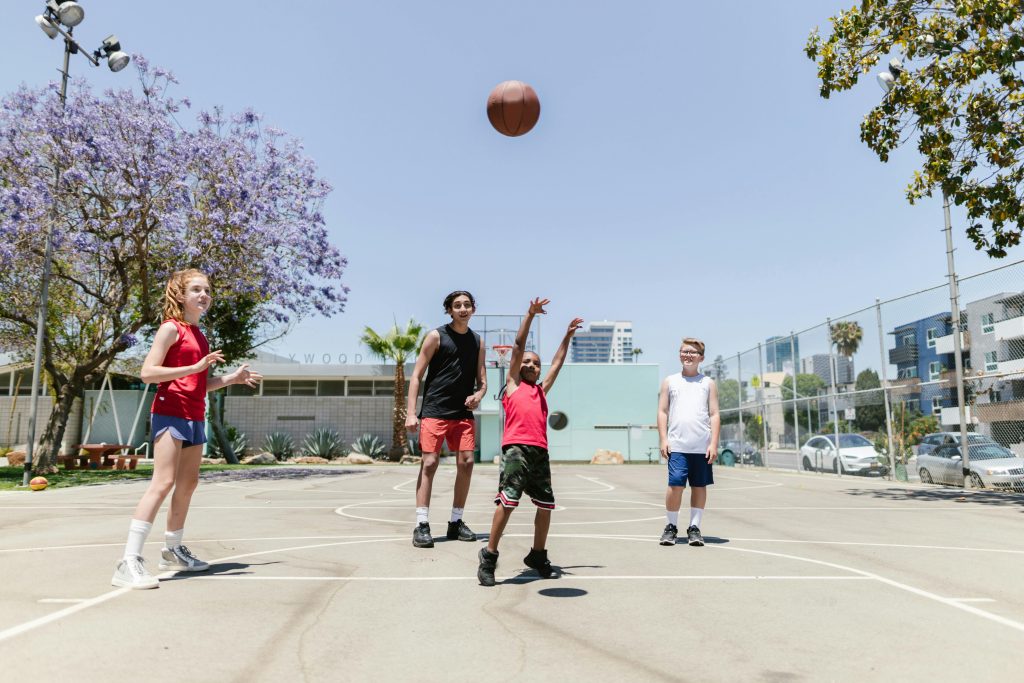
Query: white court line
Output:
[[189, 575, 872, 582], [574, 475, 615, 492], [722, 538, 1024, 555], [333, 501, 663, 527], [0, 535, 401, 554]]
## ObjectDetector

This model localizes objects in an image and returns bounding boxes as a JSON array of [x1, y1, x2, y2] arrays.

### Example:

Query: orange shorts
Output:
[[419, 418, 476, 453]]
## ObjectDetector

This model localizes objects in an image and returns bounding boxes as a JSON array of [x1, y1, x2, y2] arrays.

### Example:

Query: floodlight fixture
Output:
[[50, 0, 84, 28], [96, 35, 129, 72], [35, 14, 59, 38]]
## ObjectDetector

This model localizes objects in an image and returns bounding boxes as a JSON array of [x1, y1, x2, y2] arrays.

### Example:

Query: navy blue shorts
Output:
[[667, 452, 714, 487], [152, 413, 207, 448]]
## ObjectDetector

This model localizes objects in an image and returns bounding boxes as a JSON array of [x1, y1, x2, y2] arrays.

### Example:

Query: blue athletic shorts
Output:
[[152, 413, 207, 448], [667, 452, 714, 487]]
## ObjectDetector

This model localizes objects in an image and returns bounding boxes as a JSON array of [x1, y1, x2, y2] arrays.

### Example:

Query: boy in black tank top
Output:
[[405, 291, 487, 548]]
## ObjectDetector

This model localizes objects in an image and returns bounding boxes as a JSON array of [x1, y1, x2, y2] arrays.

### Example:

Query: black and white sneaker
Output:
[[446, 519, 476, 542], [477, 548, 499, 586], [412, 522, 434, 548], [686, 525, 704, 546], [659, 524, 678, 546]]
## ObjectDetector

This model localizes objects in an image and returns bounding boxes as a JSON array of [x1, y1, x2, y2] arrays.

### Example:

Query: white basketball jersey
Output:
[[666, 372, 711, 453]]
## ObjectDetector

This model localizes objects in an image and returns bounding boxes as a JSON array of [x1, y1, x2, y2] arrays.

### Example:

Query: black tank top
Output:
[[419, 324, 481, 420]]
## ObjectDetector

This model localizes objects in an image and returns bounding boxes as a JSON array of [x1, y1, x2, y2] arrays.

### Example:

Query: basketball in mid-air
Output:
[[486, 80, 540, 137]]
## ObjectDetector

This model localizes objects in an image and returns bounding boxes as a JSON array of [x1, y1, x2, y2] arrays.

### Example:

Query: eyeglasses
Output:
[[680, 351, 702, 357]]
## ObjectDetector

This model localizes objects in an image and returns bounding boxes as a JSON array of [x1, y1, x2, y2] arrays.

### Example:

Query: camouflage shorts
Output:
[[495, 444, 555, 510]]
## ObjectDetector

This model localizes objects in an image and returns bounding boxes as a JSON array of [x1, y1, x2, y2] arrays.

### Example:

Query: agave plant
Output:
[[208, 426, 248, 459], [302, 428, 346, 460], [351, 433, 387, 460], [262, 432, 295, 461]]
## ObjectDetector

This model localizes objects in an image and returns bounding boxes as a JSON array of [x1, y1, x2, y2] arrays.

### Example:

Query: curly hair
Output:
[[162, 269, 209, 323]]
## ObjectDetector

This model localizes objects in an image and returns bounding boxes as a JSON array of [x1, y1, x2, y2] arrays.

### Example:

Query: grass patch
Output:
[[0, 464, 249, 491]]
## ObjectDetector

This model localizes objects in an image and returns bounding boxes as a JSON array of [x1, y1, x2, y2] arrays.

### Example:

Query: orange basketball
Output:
[[486, 80, 540, 137], [29, 476, 48, 491]]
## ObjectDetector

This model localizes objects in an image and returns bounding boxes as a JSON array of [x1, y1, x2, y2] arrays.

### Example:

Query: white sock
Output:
[[416, 507, 429, 524], [123, 519, 152, 560], [666, 511, 679, 527], [690, 508, 704, 529], [450, 507, 464, 523], [164, 529, 183, 550]]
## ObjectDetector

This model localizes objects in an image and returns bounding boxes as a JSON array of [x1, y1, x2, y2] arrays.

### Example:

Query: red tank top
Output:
[[501, 381, 548, 448], [152, 320, 209, 420]]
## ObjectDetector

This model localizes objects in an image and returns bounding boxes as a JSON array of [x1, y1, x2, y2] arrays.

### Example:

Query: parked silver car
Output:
[[915, 432, 994, 456], [800, 434, 886, 475], [917, 443, 1024, 490]]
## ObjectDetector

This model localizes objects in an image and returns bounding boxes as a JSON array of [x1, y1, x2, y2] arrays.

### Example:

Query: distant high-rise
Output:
[[766, 335, 799, 374], [801, 354, 854, 385], [571, 321, 634, 363]]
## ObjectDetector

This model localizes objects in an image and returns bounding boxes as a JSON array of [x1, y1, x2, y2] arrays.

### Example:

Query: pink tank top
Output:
[[152, 319, 209, 421], [501, 381, 548, 448]]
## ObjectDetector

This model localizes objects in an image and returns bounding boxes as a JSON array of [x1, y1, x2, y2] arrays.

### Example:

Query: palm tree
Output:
[[361, 319, 424, 461], [631, 348, 643, 363], [829, 320, 863, 358]]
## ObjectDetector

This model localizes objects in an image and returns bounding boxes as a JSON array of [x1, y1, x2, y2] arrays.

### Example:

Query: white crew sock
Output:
[[450, 507, 464, 523], [123, 519, 152, 560], [164, 529, 183, 550], [666, 511, 679, 527], [416, 507, 429, 524], [689, 508, 704, 529]]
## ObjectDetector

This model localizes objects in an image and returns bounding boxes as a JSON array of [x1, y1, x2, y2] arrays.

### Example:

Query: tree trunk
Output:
[[388, 363, 409, 461], [34, 379, 81, 475], [208, 391, 238, 464]]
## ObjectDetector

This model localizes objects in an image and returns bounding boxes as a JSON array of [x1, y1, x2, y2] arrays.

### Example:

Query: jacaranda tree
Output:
[[807, 1, 1024, 257], [0, 58, 348, 472]]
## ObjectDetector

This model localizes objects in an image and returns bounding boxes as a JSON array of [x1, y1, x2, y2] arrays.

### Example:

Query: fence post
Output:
[[790, 331, 799, 450], [827, 318, 842, 477], [737, 352, 744, 457], [876, 300, 898, 481], [757, 343, 769, 454]]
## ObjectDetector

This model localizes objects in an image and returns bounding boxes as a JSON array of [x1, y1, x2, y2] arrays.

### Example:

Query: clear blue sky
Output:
[[1, 1, 1007, 375]]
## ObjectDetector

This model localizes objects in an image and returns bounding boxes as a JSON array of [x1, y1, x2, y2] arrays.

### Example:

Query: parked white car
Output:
[[800, 434, 886, 476], [917, 443, 1024, 490]]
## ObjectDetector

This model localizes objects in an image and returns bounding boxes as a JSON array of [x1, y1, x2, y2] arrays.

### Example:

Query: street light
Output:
[[875, 57, 973, 490], [21, 2, 130, 487]]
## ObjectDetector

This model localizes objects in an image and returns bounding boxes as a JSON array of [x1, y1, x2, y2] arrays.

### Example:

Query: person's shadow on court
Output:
[[161, 561, 279, 581]]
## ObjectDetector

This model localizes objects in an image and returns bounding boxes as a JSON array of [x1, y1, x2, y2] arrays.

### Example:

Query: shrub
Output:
[[351, 433, 387, 460], [303, 428, 346, 460], [263, 432, 295, 461], [208, 426, 248, 459]]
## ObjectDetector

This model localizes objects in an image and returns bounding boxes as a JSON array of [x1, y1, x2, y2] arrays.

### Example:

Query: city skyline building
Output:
[[570, 321, 634, 363]]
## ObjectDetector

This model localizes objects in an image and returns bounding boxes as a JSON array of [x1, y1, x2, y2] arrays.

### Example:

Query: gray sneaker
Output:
[[158, 544, 210, 572], [111, 556, 159, 590]]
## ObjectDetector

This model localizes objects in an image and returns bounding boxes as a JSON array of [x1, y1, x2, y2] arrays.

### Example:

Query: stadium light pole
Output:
[[22, 2, 130, 487], [877, 59, 972, 489]]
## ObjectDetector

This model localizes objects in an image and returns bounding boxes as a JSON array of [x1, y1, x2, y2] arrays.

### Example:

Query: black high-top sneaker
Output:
[[477, 548, 499, 586], [523, 548, 554, 578]]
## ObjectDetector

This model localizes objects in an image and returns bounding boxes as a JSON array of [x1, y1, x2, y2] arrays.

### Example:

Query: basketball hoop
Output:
[[493, 345, 513, 369]]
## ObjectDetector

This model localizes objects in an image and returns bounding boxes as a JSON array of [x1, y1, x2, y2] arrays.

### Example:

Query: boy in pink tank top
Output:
[[477, 298, 583, 586], [111, 269, 263, 589]]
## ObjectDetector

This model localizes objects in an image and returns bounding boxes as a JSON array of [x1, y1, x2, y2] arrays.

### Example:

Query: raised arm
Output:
[[141, 322, 225, 385], [657, 378, 670, 461], [208, 363, 263, 393], [405, 330, 439, 432], [541, 317, 583, 395], [507, 298, 548, 385]]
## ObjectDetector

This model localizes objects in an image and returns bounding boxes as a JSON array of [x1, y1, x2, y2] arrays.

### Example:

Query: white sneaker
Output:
[[158, 544, 210, 572], [111, 556, 159, 589]]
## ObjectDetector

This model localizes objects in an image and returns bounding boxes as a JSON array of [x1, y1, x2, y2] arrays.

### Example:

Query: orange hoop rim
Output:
[[492, 345, 514, 367]]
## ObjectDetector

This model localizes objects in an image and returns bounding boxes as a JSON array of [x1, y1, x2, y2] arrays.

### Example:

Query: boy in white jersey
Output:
[[657, 337, 720, 546]]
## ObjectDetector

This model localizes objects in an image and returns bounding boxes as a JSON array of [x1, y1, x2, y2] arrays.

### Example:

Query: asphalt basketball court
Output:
[[0, 463, 1021, 682]]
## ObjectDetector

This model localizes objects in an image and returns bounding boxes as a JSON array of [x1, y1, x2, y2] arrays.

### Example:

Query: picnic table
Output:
[[61, 444, 138, 470]]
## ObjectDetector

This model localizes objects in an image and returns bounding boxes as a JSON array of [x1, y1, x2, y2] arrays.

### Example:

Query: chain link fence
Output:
[[711, 259, 1024, 490]]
